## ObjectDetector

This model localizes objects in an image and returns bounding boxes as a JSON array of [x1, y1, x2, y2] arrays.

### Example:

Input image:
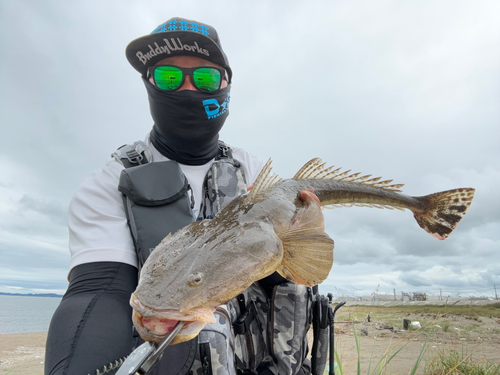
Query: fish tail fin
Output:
[[276, 190, 334, 286], [413, 188, 475, 240]]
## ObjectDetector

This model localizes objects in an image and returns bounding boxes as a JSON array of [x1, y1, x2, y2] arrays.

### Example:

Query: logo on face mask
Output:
[[203, 93, 230, 119]]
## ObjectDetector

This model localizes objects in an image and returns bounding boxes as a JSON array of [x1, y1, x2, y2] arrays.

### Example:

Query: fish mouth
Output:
[[130, 293, 216, 345]]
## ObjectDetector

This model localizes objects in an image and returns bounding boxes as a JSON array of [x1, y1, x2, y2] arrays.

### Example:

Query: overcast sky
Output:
[[1, 1, 499, 299]]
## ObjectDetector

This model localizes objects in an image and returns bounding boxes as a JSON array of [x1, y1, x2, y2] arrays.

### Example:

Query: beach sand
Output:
[[2, 315, 499, 375], [0, 332, 47, 375]]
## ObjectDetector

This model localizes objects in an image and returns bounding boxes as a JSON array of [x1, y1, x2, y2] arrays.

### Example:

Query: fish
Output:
[[130, 158, 475, 344]]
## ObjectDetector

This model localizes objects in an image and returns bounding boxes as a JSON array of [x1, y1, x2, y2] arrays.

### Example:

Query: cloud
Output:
[[400, 272, 433, 288], [1, 0, 499, 298], [17, 194, 67, 226]]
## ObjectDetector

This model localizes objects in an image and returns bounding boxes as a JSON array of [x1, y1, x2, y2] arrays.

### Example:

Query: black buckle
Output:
[[126, 150, 144, 165], [233, 295, 255, 335], [218, 144, 230, 159], [233, 309, 253, 335]]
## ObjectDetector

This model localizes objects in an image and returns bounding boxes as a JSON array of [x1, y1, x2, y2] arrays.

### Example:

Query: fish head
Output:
[[130, 211, 283, 344]]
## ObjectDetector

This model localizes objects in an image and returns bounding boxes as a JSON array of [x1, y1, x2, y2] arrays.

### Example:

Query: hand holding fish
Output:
[[130, 158, 475, 345]]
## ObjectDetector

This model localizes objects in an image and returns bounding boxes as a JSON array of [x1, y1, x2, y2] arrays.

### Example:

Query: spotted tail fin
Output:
[[414, 188, 475, 240]]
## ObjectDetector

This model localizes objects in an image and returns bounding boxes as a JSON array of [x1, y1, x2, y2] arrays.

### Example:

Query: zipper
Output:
[[199, 342, 213, 375], [267, 286, 278, 361], [244, 328, 256, 368], [304, 286, 313, 361]]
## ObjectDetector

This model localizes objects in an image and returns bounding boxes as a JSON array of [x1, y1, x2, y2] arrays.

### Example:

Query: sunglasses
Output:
[[147, 65, 228, 92]]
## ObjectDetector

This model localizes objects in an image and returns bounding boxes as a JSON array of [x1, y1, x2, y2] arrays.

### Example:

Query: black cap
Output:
[[126, 17, 232, 80]]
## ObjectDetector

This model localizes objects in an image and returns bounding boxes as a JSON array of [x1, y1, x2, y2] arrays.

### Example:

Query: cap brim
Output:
[[126, 31, 231, 78]]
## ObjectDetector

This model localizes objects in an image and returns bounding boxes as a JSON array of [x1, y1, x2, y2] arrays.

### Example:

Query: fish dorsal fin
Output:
[[248, 159, 284, 199], [294, 158, 404, 192]]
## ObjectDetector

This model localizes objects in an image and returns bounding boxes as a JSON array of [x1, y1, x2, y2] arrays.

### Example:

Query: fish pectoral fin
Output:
[[276, 190, 334, 286], [277, 227, 334, 286]]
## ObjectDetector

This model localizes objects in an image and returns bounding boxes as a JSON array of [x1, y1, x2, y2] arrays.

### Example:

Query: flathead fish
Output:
[[130, 158, 475, 344]]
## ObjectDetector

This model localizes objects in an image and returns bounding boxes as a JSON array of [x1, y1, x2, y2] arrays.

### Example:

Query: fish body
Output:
[[130, 158, 475, 344]]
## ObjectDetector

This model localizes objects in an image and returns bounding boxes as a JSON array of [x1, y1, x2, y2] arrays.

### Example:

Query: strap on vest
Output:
[[232, 294, 256, 335]]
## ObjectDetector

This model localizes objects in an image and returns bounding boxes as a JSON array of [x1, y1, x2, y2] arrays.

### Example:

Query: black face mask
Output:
[[143, 77, 231, 165]]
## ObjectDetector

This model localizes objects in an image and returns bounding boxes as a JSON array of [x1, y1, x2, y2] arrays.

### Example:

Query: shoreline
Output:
[[0, 329, 50, 336]]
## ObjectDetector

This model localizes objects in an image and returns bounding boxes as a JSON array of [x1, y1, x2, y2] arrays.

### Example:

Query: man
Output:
[[45, 17, 312, 375]]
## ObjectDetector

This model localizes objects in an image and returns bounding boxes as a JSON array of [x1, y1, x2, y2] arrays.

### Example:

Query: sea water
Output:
[[0, 295, 62, 334]]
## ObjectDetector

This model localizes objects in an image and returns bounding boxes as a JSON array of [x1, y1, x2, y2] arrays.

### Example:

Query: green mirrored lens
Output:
[[193, 68, 221, 91], [154, 67, 183, 91]]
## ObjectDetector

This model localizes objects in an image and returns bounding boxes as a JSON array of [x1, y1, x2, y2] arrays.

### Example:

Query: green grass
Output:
[[329, 327, 500, 375], [331, 320, 429, 375], [424, 349, 500, 375]]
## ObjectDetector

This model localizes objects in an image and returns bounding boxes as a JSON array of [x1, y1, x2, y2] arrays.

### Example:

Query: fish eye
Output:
[[187, 272, 204, 287]]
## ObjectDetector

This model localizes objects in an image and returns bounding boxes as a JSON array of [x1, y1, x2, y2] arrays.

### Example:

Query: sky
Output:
[[1, 0, 499, 299]]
